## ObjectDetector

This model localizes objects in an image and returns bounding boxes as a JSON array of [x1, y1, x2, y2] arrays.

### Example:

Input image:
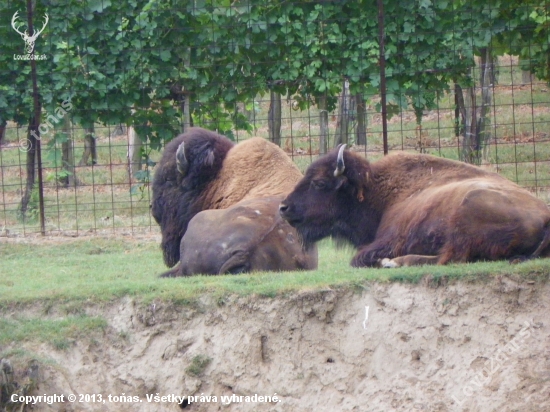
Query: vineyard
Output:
[[0, 0, 549, 236]]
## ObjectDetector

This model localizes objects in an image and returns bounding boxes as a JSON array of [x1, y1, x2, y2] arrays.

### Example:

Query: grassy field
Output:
[[1, 236, 550, 351], [2, 237, 550, 307]]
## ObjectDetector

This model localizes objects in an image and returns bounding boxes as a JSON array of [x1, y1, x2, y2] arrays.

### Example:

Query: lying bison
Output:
[[151, 127, 317, 276], [176, 197, 317, 275], [279, 145, 550, 267]]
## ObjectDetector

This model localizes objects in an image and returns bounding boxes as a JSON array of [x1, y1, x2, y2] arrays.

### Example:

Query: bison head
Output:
[[279, 145, 378, 247], [151, 128, 234, 267]]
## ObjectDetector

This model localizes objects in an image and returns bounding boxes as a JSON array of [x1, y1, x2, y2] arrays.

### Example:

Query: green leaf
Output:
[[159, 50, 171, 62], [89, 0, 112, 13]]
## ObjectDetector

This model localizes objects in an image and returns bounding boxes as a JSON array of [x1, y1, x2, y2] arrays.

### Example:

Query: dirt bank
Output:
[[2, 277, 550, 412]]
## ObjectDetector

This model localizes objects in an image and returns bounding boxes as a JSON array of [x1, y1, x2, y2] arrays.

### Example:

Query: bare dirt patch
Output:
[[2, 279, 549, 411]]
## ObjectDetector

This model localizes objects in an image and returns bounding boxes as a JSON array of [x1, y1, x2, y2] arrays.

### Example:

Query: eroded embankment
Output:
[[2, 277, 550, 412]]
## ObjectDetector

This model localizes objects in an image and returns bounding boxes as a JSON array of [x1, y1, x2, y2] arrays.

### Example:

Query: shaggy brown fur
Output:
[[201, 137, 304, 208], [151, 128, 234, 267], [152, 127, 315, 275], [280, 149, 550, 267]]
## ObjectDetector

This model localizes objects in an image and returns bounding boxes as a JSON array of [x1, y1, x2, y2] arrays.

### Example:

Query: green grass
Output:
[[1, 237, 549, 309], [1, 236, 549, 353], [0, 315, 108, 348], [185, 355, 212, 377]]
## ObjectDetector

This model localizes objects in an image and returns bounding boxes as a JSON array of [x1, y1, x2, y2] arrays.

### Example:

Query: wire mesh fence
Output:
[[1, 0, 549, 237]]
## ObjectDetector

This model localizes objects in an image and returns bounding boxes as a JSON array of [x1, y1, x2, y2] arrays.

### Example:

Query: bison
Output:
[[151, 127, 317, 276], [279, 145, 550, 267], [173, 197, 317, 276]]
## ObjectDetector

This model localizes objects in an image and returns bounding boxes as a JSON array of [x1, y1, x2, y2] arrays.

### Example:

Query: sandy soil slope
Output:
[[2, 277, 550, 412]]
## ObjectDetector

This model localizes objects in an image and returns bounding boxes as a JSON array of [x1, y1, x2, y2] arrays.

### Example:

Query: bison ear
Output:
[[334, 144, 347, 177], [176, 142, 189, 176], [334, 177, 347, 190], [356, 186, 365, 202]]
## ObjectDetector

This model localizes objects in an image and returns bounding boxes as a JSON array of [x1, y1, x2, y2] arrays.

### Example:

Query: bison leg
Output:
[[507, 222, 550, 264], [352, 241, 440, 268], [529, 221, 550, 258], [159, 262, 183, 278], [351, 242, 395, 267], [438, 189, 550, 264], [380, 255, 439, 268]]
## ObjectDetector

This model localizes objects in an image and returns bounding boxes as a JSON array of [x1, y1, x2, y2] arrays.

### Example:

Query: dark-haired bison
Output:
[[151, 127, 317, 276], [280, 145, 550, 267]]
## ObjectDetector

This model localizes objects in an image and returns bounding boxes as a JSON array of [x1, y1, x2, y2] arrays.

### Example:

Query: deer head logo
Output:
[[11, 11, 49, 55]]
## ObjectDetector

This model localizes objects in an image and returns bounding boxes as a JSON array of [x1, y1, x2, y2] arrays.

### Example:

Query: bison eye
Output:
[[311, 180, 327, 190]]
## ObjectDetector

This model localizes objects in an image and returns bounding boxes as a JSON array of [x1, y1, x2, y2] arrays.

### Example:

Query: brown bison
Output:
[[174, 197, 317, 276], [151, 127, 317, 276], [279, 145, 550, 267]]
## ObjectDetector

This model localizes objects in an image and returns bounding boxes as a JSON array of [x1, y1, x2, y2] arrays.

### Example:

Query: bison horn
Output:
[[176, 142, 188, 176], [334, 144, 347, 177]]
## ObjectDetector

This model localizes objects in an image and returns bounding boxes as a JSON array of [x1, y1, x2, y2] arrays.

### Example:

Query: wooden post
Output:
[[79, 126, 97, 166], [318, 95, 329, 155], [355, 93, 367, 146], [334, 79, 352, 147], [60, 114, 76, 187], [268, 90, 282, 146], [127, 126, 142, 179]]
